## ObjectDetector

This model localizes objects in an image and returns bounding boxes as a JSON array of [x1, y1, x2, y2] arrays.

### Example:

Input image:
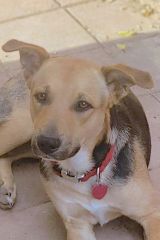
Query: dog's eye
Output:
[[75, 100, 92, 112], [34, 92, 48, 104]]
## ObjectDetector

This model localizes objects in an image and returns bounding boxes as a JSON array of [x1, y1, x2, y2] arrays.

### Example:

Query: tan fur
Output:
[[41, 140, 160, 240], [1, 39, 160, 239]]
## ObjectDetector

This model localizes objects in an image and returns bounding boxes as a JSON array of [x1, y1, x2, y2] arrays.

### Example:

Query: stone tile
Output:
[[152, 92, 160, 101], [57, 0, 92, 6], [150, 168, 160, 192], [138, 95, 160, 170], [55, 43, 99, 57], [0, 159, 49, 218], [0, 0, 58, 22], [62, 46, 113, 65], [0, 9, 95, 62], [131, 86, 150, 97], [68, 0, 160, 42], [0, 202, 66, 240]]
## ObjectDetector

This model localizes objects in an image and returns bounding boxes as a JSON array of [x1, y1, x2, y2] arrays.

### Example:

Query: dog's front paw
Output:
[[0, 182, 16, 209]]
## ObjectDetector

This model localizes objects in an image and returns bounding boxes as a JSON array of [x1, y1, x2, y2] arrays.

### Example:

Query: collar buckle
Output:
[[61, 169, 85, 183], [96, 167, 101, 183]]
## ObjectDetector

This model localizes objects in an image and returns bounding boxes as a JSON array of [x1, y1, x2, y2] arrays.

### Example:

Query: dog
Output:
[[0, 39, 160, 240]]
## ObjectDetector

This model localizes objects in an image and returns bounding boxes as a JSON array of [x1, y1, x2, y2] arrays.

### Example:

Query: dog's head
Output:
[[2, 39, 153, 162]]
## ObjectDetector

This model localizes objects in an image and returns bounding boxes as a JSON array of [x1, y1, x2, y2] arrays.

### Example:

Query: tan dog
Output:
[[1, 39, 160, 240]]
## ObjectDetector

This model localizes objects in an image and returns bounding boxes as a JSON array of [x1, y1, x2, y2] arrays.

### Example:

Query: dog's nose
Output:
[[37, 135, 61, 154]]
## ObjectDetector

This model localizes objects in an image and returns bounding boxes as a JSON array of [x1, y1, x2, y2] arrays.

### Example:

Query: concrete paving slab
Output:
[[57, 0, 93, 7], [152, 91, 160, 101], [0, 9, 95, 63], [64, 46, 113, 64], [0, 202, 66, 240], [150, 167, 160, 192], [0, 0, 58, 23], [0, 160, 49, 218], [138, 94, 160, 170], [68, 0, 160, 41]]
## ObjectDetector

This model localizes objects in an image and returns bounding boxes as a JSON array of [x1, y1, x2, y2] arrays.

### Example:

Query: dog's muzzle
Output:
[[32, 135, 80, 161], [37, 135, 61, 155]]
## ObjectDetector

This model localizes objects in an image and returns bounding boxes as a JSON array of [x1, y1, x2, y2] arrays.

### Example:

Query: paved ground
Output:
[[0, 0, 160, 239]]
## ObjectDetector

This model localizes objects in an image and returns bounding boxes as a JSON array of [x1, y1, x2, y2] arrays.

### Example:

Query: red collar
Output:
[[52, 145, 115, 183]]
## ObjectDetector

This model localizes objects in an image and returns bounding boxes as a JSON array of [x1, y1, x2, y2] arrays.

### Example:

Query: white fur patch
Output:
[[103, 127, 130, 184], [108, 127, 118, 145], [108, 127, 129, 151], [59, 148, 94, 174], [80, 199, 112, 225]]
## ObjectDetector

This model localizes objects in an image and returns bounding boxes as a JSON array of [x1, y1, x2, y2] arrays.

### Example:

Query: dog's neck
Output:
[[58, 147, 94, 175], [58, 136, 113, 176], [57, 125, 129, 178]]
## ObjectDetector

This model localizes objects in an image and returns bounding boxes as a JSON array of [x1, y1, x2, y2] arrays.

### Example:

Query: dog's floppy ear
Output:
[[102, 64, 153, 106], [102, 64, 153, 89], [2, 39, 49, 81]]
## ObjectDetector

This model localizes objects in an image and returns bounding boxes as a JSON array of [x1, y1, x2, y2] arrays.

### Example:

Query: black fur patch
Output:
[[92, 135, 134, 181], [92, 91, 151, 181], [92, 139, 111, 168], [110, 91, 151, 167], [113, 142, 134, 180]]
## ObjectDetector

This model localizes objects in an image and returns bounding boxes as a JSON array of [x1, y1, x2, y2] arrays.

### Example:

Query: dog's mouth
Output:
[[32, 139, 80, 161], [50, 146, 80, 160]]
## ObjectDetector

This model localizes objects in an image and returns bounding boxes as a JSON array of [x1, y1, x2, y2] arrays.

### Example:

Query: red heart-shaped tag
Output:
[[92, 184, 108, 200]]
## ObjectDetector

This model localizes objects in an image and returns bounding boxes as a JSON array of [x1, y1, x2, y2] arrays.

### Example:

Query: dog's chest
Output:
[[79, 198, 113, 225], [49, 177, 115, 226]]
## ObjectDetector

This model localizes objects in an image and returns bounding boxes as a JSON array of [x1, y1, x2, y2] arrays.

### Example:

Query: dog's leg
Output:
[[141, 210, 160, 240], [0, 158, 16, 209], [108, 140, 160, 240], [0, 108, 33, 209], [111, 173, 160, 240], [42, 177, 97, 240], [0, 145, 33, 210], [65, 218, 96, 240], [123, 183, 160, 240]]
